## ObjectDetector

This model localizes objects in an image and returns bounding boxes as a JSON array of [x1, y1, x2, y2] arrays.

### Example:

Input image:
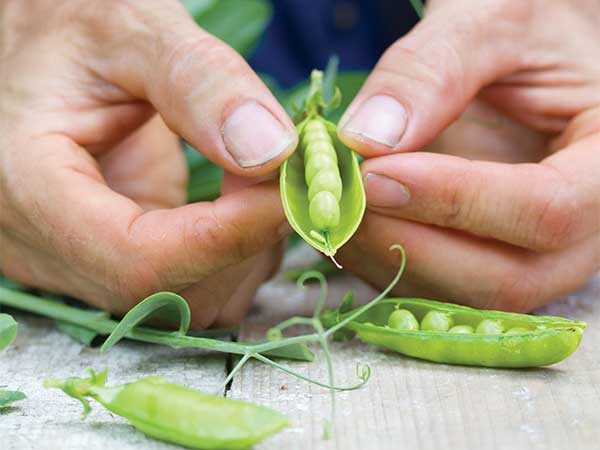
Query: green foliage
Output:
[[0, 390, 26, 408], [183, 0, 272, 57], [0, 313, 18, 350]]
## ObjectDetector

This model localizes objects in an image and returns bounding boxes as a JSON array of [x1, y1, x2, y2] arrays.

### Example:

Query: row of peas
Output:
[[386, 309, 532, 335]]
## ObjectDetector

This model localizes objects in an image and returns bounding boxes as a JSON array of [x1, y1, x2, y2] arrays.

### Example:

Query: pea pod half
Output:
[[45, 369, 288, 450], [323, 298, 586, 368], [280, 70, 365, 258]]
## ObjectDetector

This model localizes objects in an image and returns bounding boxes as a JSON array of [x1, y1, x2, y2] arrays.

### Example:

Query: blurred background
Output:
[[249, 0, 419, 87]]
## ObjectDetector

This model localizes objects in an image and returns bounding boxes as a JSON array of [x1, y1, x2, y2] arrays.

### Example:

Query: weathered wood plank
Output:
[[230, 249, 600, 450], [1, 313, 228, 450]]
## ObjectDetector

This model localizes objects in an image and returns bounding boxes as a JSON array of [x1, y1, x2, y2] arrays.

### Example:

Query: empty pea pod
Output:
[[45, 369, 288, 450], [322, 298, 587, 368], [280, 69, 365, 260]]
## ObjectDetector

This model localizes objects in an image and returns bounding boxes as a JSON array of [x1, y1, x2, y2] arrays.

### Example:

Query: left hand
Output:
[[336, 0, 600, 311]]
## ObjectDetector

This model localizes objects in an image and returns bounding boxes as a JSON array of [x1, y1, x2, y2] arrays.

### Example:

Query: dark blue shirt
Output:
[[249, 0, 420, 87]]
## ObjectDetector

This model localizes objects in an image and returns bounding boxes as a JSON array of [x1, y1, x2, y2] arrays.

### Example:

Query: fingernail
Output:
[[364, 173, 410, 207], [223, 101, 294, 167], [341, 95, 407, 148]]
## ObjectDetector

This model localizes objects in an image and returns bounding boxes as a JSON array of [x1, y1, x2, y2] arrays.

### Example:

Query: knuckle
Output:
[[489, 267, 543, 312], [439, 163, 479, 228], [160, 34, 243, 100], [190, 207, 247, 265], [531, 183, 581, 251]]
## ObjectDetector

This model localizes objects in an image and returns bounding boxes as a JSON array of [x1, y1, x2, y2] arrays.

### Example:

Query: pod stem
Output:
[[44, 368, 109, 418]]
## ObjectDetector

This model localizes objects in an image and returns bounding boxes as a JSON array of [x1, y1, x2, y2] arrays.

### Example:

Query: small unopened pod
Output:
[[322, 298, 587, 368], [45, 369, 288, 450]]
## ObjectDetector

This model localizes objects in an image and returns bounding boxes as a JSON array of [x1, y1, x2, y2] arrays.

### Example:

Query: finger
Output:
[[98, 115, 187, 210], [361, 151, 590, 251], [338, 212, 595, 312], [129, 180, 288, 288], [85, 1, 297, 175], [337, 0, 527, 156]]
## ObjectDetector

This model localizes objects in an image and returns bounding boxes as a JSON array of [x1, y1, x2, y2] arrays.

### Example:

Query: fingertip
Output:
[[338, 94, 409, 156]]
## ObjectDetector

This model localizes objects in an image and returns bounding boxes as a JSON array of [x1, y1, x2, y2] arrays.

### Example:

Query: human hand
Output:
[[0, 0, 297, 327], [336, 0, 600, 311]]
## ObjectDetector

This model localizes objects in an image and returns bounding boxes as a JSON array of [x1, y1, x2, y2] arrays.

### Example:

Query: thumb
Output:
[[90, 1, 297, 176], [338, 0, 528, 156]]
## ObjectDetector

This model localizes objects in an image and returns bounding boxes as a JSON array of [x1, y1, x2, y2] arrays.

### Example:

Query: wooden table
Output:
[[2, 246, 599, 450]]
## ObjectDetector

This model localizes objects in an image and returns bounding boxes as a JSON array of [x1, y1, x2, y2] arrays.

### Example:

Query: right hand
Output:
[[0, 0, 297, 328]]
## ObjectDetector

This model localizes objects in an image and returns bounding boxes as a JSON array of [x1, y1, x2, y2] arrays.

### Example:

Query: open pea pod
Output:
[[280, 69, 365, 258], [322, 298, 587, 368]]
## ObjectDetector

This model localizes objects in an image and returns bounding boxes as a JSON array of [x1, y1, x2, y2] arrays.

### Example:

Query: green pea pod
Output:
[[323, 298, 586, 368], [0, 313, 18, 350], [280, 70, 365, 258], [45, 369, 288, 450]]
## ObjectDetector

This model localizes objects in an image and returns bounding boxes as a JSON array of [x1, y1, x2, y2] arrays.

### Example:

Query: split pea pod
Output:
[[280, 69, 365, 257], [45, 369, 288, 450], [324, 298, 586, 368]]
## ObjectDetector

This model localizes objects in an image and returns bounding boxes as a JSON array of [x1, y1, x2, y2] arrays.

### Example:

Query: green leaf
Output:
[[181, 0, 217, 19], [101, 292, 191, 353], [0, 390, 26, 408], [0, 313, 18, 350], [194, 0, 272, 57]]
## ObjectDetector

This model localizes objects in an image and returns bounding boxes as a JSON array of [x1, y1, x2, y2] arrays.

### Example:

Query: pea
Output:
[[505, 327, 531, 335], [302, 131, 328, 149], [476, 319, 504, 335], [387, 309, 419, 331], [421, 311, 453, 332], [305, 152, 338, 185], [449, 325, 474, 334], [304, 139, 338, 164], [309, 191, 340, 229], [307, 169, 343, 202]]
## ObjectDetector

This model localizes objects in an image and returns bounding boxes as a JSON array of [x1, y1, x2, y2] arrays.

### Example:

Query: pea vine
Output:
[[0, 245, 406, 429]]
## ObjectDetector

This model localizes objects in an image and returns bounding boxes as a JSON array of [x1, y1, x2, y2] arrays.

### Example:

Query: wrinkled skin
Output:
[[337, 0, 600, 311], [0, 0, 297, 328]]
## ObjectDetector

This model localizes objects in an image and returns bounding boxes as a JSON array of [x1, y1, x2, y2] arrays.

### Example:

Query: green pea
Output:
[[421, 311, 453, 332], [305, 152, 338, 185], [449, 325, 474, 334], [387, 309, 419, 331], [309, 191, 340, 229], [505, 327, 531, 335], [46, 369, 288, 450], [476, 319, 504, 335], [304, 140, 338, 164], [307, 169, 342, 202]]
